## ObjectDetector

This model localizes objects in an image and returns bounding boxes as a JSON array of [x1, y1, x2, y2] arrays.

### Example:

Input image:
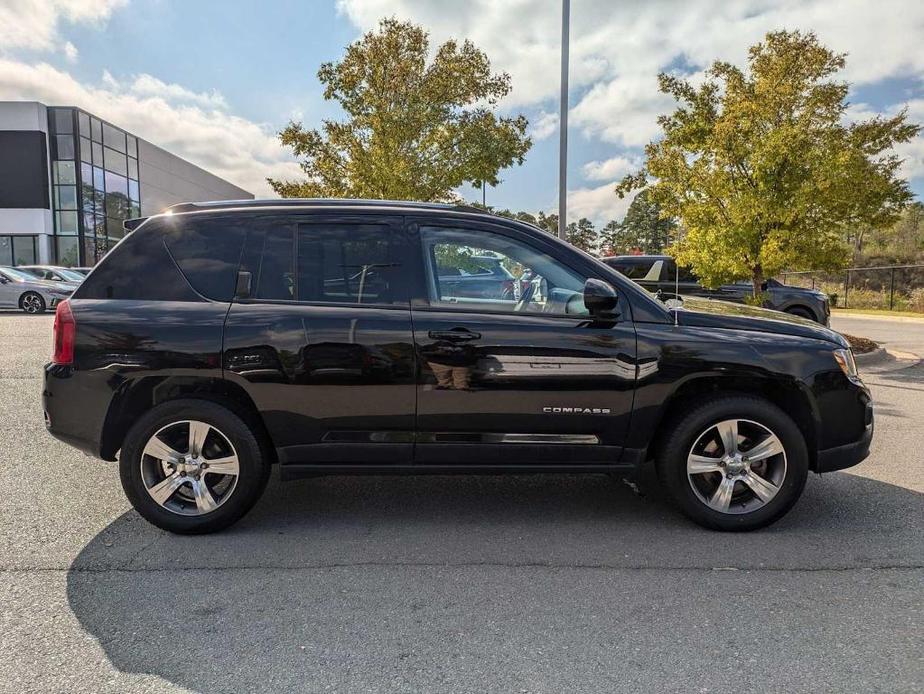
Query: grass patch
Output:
[[832, 308, 924, 318]]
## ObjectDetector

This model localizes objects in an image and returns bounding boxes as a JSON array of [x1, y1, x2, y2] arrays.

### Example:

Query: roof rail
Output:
[[158, 198, 490, 215]]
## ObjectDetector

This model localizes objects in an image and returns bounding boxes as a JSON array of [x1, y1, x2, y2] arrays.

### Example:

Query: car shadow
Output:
[[66, 469, 922, 693]]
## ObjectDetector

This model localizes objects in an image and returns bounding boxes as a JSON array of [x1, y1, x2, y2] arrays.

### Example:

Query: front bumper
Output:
[[815, 398, 873, 472]]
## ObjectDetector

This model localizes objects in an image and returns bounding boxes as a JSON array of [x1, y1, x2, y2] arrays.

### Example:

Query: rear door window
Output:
[[296, 223, 405, 305], [238, 223, 295, 301]]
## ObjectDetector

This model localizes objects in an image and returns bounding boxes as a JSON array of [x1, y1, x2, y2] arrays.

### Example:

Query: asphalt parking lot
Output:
[[1, 312, 922, 693]]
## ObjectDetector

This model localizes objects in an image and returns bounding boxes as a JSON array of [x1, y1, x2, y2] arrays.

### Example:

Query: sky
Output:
[[1, 0, 923, 225]]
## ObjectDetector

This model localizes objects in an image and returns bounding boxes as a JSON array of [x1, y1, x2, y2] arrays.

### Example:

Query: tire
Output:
[[655, 395, 808, 531], [20, 291, 46, 314], [785, 306, 816, 322], [119, 399, 271, 534]]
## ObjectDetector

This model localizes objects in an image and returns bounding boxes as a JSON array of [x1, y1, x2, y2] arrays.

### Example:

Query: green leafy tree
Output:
[[615, 30, 920, 296], [600, 189, 676, 255], [565, 217, 598, 253], [269, 18, 531, 201]]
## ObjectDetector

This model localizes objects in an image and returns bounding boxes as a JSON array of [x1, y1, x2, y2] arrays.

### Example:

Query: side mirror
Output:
[[583, 278, 619, 318]]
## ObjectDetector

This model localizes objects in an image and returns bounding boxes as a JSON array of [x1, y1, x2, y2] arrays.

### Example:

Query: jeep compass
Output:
[[43, 200, 873, 533]]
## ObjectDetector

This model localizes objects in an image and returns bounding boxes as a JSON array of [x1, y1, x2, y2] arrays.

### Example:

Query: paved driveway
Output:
[[1, 313, 921, 693]]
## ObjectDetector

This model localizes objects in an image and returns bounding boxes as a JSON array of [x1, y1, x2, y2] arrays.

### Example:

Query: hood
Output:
[[673, 296, 847, 347]]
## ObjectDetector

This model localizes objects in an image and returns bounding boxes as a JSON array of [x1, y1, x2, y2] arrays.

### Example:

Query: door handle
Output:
[[428, 328, 481, 341]]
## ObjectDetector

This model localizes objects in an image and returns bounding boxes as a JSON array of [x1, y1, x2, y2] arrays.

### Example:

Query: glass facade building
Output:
[[1, 100, 252, 267], [47, 107, 142, 266]]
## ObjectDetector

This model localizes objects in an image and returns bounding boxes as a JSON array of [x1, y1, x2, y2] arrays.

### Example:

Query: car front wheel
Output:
[[20, 291, 46, 314], [119, 399, 271, 534], [656, 395, 808, 531]]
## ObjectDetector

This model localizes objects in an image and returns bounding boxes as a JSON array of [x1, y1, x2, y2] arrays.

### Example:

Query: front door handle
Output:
[[428, 328, 482, 341]]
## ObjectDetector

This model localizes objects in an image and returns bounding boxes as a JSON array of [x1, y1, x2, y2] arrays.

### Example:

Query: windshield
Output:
[[55, 268, 86, 282], [0, 267, 36, 281]]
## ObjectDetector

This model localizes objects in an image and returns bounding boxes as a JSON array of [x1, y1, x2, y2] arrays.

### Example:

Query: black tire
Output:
[[785, 306, 816, 321], [119, 399, 271, 534], [655, 395, 808, 531], [19, 291, 46, 314]]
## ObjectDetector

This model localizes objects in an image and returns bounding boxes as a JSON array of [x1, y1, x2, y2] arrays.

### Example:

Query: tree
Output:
[[269, 18, 531, 201], [599, 190, 675, 255], [565, 217, 598, 253], [615, 30, 920, 296]]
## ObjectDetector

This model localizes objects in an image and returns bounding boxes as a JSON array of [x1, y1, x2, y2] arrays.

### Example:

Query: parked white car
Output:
[[0, 266, 73, 314]]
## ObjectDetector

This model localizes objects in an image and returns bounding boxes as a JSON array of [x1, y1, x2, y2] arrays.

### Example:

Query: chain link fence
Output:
[[777, 264, 924, 312]]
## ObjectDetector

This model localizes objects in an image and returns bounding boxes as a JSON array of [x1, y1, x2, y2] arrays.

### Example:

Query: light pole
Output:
[[558, 0, 570, 241]]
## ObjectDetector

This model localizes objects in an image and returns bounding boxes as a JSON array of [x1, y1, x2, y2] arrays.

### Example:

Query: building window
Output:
[[78, 111, 91, 138], [53, 160, 76, 185], [53, 109, 142, 266], [0, 235, 39, 266], [0, 236, 12, 265], [55, 211, 79, 235], [56, 237, 79, 267]]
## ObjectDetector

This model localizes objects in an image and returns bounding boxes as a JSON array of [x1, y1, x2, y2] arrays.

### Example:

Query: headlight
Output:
[[833, 348, 858, 380]]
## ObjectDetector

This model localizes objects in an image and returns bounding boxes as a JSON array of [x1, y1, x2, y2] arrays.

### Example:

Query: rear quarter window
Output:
[[163, 216, 248, 301], [74, 219, 200, 302]]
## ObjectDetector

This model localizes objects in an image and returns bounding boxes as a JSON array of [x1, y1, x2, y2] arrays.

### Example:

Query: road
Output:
[[0, 312, 921, 693]]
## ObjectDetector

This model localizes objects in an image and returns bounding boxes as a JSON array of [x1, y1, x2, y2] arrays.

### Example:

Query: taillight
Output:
[[52, 299, 76, 365]]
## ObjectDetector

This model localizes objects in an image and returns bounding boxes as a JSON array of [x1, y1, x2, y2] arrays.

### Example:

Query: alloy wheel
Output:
[[686, 418, 787, 514], [139, 420, 240, 516], [21, 293, 43, 313]]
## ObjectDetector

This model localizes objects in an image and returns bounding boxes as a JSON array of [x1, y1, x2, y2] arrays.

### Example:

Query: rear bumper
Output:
[[43, 363, 108, 458], [815, 399, 874, 472]]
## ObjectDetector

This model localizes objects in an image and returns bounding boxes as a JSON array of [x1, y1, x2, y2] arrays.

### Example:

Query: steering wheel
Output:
[[514, 278, 539, 312]]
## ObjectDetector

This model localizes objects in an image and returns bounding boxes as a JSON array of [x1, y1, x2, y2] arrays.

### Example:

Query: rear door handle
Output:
[[428, 328, 482, 341]]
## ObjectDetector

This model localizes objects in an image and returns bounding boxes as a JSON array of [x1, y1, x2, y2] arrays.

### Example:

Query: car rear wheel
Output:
[[20, 291, 45, 314], [656, 395, 808, 531], [119, 399, 271, 534]]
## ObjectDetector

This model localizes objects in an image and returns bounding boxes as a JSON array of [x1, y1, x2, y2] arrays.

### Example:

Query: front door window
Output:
[[421, 226, 589, 317]]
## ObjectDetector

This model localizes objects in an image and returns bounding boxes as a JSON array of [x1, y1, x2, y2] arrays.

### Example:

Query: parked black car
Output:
[[603, 255, 831, 324], [44, 200, 872, 534]]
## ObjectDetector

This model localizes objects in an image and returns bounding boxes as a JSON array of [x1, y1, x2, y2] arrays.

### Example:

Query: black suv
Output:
[[603, 255, 831, 324], [44, 200, 872, 534]]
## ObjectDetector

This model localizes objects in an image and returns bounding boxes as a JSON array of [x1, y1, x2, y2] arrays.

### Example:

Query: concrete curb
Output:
[[853, 346, 886, 365], [858, 349, 921, 374]]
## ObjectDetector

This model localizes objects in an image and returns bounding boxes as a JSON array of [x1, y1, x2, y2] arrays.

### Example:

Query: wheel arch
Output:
[[644, 374, 820, 470], [99, 375, 276, 463], [782, 303, 820, 321]]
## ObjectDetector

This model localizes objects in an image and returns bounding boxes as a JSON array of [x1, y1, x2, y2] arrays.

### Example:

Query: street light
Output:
[[558, 0, 570, 241]]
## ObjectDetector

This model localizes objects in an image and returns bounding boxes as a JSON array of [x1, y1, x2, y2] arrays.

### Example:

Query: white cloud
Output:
[[567, 182, 636, 225], [337, 0, 924, 147], [529, 111, 558, 141], [0, 58, 301, 196], [62, 41, 78, 63], [0, 0, 126, 57], [129, 74, 228, 109], [582, 154, 641, 182]]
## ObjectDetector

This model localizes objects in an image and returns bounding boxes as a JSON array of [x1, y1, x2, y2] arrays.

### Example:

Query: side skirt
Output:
[[279, 463, 638, 481]]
